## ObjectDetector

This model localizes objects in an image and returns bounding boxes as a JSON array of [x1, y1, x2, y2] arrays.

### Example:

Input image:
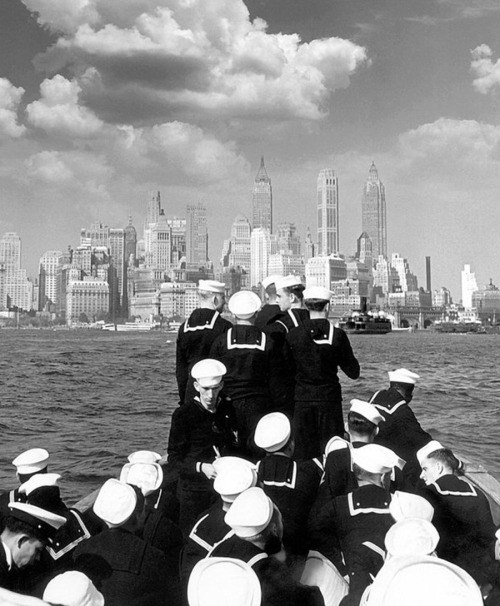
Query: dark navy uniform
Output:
[[0, 542, 17, 589], [286, 320, 360, 460], [256, 454, 322, 556], [422, 474, 497, 586], [0, 488, 26, 524], [271, 308, 310, 334], [175, 308, 232, 404], [255, 303, 281, 330], [165, 395, 240, 534]]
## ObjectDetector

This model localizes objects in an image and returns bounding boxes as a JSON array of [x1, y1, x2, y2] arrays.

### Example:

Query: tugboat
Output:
[[337, 298, 392, 335]]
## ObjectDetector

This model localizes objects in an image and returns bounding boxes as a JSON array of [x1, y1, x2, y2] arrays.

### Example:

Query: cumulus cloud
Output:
[[26, 75, 104, 137], [471, 45, 500, 94], [26, 151, 74, 184], [0, 79, 26, 139], [22, 0, 100, 34]]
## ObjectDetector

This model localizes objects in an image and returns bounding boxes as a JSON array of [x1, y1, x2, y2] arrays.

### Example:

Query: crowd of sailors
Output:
[[1, 275, 499, 606]]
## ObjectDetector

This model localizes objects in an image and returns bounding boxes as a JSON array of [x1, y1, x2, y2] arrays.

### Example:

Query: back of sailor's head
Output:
[[213, 457, 258, 503]]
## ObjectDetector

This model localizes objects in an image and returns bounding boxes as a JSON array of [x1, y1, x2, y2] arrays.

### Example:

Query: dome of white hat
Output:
[[303, 286, 332, 301], [198, 280, 225, 294], [275, 275, 302, 290], [350, 399, 384, 426], [389, 491, 434, 522], [191, 359, 227, 387], [12, 448, 50, 475], [43, 571, 104, 606], [385, 519, 440, 557], [352, 444, 401, 474], [213, 458, 257, 502], [93, 479, 137, 528], [225, 487, 274, 538], [416, 440, 444, 466], [387, 369, 420, 385], [228, 291, 261, 320], [127, 450, 162, 464], [254, 412, 291, 452], [188, 557, 261, 606], [120, 462, 163, 496], [262, 275, 282, 289], [19, 473, 62, 496]]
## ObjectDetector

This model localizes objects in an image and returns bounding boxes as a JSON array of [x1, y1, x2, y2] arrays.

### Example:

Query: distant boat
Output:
[[434, 321, 485, 334], [337, 298, 392, 335], [102, 322, 161, 332]]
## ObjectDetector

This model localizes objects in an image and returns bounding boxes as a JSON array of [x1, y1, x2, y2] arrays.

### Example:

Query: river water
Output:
[[0, 329, 499, 503]]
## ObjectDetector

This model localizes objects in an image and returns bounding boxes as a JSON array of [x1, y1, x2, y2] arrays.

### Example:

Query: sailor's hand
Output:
[[201, 463, 217, 480]]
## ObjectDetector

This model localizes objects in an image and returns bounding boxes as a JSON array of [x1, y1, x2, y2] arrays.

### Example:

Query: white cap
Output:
[[188, 557, 261, 606], [93, 479, 137, 528], [19, 473, 61, 496], [225, 487, 274, 538], [389, 491, 434, 522], [213, 457, 258, 502], [120, 462, 163, 496], [385, 519, 440, 557], [275, 275, 302, 290], [303, 286, 332, 301], [8, 502, 67, 535], [364, 555, 483, 606], [350, 399, 384, 426], [228, 291, 261, 319], [43, 571, 104, 606], [127, 450, 162, 464], [12, 448, 50, 475], [198, 280, 225, 294], [254, 413, 291, 452], [388, 368, 420, 385], [416, 441, 444, 466], [262, 275, 282, 289], [352, 444, 401, 474], [191, 359, 227, 388]]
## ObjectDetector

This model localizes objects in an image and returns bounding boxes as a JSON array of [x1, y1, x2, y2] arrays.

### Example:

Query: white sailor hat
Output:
[[228, 290, 261, 319], [120, 461, 163, 497], [213, 457, 258, 502], [188, 557, 261, 606], [127, 450, 162, 464], [275, 275, 303, 290], [385, 518, 440, 557], [352, 444, 401, 474], [43, 571, 104, 606], [303, 286, 332, 301], [254, 412, 291, 452], [416, 440, 444, 466], [364, 555, 483, 606], [12, 448, 50, 475], [389, 491, 434, 522], [93, 479, 137, 528], [19, 473, 61, 496], [225, 487, 274, 538], [387, 368, 420, 385], [262, 275, 282, 289], [198, 280, 225, 294], [191, 359, 227, 387], [349, 399, 384, 426], [8, 502, 66, 540]]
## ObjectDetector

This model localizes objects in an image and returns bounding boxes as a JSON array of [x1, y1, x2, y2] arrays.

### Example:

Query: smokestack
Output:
[[426, 256, 431, 292]]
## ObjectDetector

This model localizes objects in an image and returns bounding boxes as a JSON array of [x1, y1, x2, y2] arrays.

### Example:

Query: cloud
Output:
[[27, 0, 368, 124], [26, 151, 74, 184], [21, 0, 100, 34], [0, 79, 26, 139], [471, 45, 500, 95], [26, 75, 104, 137]]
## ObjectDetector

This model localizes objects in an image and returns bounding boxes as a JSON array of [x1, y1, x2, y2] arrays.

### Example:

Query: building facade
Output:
[[38, 250, 63, 310], [361, 162, 387, 260], [186, 202, 208, 266], [461, 264, 478, 309], [66, 278, 109, 325], [317, 169, 339, 256], [252, 157, 272, 232]]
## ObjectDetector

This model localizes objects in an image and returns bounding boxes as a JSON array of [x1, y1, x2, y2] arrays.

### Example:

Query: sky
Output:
[[1, 0, 500, 299]]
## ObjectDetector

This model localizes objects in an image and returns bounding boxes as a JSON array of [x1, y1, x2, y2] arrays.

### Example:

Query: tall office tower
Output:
[[304, 227, 315, 263], [0, 232, 31, 310], [390, 253, 418, 292], [361, 162, 387, 260], [167, 217, 186, 265], [461, 264, 478, 309], [317, 169, 339, 256], [144, 191, 162, 258], [0, 232, 22, 274], [0, 262, 6, 310], [109, 228, 125, 314], [186, 202, 208, 265], [150, 210, 172, 280], [305, 255, 347, 289], [252, 157, 272, 231], [356, 232, 373, 268], [38, 250, 63, 310], [276, 222, 301, 255], [373, 255, 399, 295], [222, 215, 252, 270], [124, 217, 137, 265], [250, 227, 271, 287]]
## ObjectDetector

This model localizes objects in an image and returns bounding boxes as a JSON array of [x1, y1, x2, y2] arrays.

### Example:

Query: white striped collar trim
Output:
[[288, 309, 300, 328], [431, 479, 477, 497], [372, 399, 406, 415], [275, 319, 289, 332], [347, 492, 391, 516], [262, 462, 297, 489], [362, 541, 386, 560], [183, 311, 219, 332], [46, 511, 91, 560], [227, 328, 266, 351], [312, 322, 334, 345], [248, 553, 268, 568]]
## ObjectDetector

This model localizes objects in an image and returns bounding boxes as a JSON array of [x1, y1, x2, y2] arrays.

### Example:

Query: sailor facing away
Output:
[[175, 280, 231, 405], [285, 286, 360, 460], [254, 275, 282, 330]]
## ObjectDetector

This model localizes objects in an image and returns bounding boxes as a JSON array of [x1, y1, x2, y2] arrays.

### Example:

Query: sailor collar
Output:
[[183, 309, 220, 332], [370, 390, 407, 415], [227, 327, 266, 351], [431, 474, 478, 497], [347, 486, 391, 516]]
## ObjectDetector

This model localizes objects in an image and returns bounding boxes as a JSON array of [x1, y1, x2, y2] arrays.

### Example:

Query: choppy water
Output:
[[0, 329, 499, 503]]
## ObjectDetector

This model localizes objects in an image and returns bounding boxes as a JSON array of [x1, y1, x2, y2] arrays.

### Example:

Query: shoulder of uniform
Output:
[[325, 436, 350, 456]]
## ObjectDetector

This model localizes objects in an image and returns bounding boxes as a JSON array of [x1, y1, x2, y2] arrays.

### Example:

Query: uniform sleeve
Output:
[[166, 408, 197, 478], [335, 329, 360, 379]]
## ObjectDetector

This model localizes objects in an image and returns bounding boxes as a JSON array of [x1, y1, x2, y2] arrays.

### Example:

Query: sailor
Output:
[[253, 412, 322, 560], [176, 279, 231, 405], [368, 369, 432, 482], [417, 444, 498, 590], [271, 275, 309, 333], [254, 275, 282, 330], [210, 487, 325, 606], [210, 291, 285, 455], [309, 444, 400, 606], [0, 448, 50, 522], [384, 518, 440, 559], [74, 479, 180, 606], [180, 457, 257, 596], [285, 286, 360, 460], [43, 571, 104, 606], [165, 359, 241, 535], [0, 500, 66, 590]]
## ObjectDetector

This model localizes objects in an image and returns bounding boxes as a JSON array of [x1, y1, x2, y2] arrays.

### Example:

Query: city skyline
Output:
[[1, 1, 500, 298]]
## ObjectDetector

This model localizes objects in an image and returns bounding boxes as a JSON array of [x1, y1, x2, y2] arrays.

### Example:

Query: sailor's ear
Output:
[[344, 422, 349, 434], [193, 381, 201, 394]]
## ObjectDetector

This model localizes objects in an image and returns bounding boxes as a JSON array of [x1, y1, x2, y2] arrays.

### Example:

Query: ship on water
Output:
[[337, 298, 392, 335]]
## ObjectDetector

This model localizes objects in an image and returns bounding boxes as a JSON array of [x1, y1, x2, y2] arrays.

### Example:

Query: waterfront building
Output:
[[66, 277, 109, 325], [472, 280, 500, 323], [252, 157, 272, 231], [222, 215, 252, 272], [304, 227, 315, 263], [129, 290, 160, 320], [150, 210, 172, 284], [432, 287, 452, 307], [268, 252, 304, 278], [250, 227, 271, 287], [38, 250, 63, 311], [276, 222, 301, 256], [124, 217, 137, 266], [144, 191, 162, 257], [373, 255, 400, 295], [390, 253, 418, 292], [361, 162, 387, 260], [305, 255, 346, 289], [0, 232, 32, 311], [218, 266, 248, 295], [167, 217, 186, 266], [461, 264, 478, 309], [159, 281, 196, 320], [0, 262, 6, 310], [109, 228, 125, 303], [317, 169, 339, 256], [356, 232, 374, 269], [186, 202, 208, 265], [346, 259, 371, 298], [0, 232, 21, 274]]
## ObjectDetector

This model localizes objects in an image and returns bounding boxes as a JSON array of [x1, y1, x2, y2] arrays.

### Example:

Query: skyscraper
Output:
[[461, 264, 478, 309], [186, 202, 208, 265], [252, 157, 272, 231], [0, 232, 21, 274], [250, 227, 271, 287], [39, 250, 63, 310], [361, 162, 387, 261], [317, 169, 339, 256]]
